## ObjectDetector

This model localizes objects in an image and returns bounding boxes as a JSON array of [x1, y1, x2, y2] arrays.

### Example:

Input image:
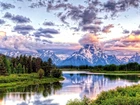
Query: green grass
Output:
[[67, 84, 140, 105], [0, 73, 64, 89]]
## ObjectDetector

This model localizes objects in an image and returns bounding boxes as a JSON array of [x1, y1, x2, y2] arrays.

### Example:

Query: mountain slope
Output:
[[2, 50, 61, 64], [58, 44, 120, 66], [129, 53, 140, 64]]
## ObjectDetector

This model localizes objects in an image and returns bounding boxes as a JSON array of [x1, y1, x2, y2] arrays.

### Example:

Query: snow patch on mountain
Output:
[[58, 44, 120, 66]]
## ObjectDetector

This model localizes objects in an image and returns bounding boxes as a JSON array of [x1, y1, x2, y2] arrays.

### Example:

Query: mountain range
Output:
[[1, 44, 140, 66]]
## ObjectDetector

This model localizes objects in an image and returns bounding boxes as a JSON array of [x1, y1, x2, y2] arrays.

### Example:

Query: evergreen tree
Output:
[[35, 57, 42, 72], [16, 63, 23, 74], [3, 56, 11, 75], [27, 56, 32, 73], [0, 56, 7, 75]]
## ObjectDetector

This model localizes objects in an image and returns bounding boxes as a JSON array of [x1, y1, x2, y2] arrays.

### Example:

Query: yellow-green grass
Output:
[[67, 84, 140, 105], [0, 73, 64, 89]]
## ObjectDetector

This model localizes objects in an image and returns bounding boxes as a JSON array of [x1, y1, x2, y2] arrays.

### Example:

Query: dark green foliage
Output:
[[0, 55, 7, 75], [16, 63, 24, 74], [67, 85, 140, 105], [60, 62, 140, 71], [67, 96, 90, 105], [51, 69, 62, 78], [0, 55, 62, 78], [42, 61, 50, 77]]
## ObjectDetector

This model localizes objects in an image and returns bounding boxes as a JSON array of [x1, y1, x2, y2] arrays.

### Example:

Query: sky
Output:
[[0, 0, 140, 58]]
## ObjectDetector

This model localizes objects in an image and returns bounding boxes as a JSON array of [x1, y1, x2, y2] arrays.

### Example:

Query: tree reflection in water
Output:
[[0, 82, 62, 103]]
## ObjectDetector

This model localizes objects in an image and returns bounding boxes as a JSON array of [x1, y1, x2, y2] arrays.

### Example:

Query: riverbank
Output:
[[90, 70, 140, 75], [0, 73, 64, 89], [61, 68, 140, 75], [67, 84, 140, 105]]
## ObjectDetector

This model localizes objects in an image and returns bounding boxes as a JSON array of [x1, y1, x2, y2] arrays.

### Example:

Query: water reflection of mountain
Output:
[[62, 73, 140, 99]]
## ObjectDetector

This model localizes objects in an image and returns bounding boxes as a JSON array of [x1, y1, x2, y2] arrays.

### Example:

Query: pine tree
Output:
[[0, 56, 7, 75], [16, 63, 23, 74]]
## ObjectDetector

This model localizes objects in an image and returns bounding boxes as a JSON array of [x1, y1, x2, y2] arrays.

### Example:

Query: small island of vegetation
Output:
[[0, 54, 63, 89]]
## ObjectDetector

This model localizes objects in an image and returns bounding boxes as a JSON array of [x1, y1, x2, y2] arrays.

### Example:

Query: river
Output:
[[1, 71, 140, 105]]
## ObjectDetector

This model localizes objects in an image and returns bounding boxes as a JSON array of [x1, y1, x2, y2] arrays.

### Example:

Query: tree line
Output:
[[0, 54, 62, 78], [59, 62, 140, 71]]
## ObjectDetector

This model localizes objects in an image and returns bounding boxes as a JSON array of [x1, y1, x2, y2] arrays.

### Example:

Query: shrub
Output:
[[38, 68, 44, 79]]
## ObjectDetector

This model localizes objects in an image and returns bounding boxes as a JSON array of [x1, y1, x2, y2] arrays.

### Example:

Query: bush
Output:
[[51, 69, 62, 78], [38, 68, 44, 79], [66, 85, 140, 105]]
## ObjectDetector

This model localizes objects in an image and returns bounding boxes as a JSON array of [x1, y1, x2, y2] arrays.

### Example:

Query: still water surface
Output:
[[1, 71, 140, 105]]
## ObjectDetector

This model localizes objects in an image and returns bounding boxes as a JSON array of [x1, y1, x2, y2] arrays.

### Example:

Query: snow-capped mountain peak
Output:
[[58, 44, 120, 66]]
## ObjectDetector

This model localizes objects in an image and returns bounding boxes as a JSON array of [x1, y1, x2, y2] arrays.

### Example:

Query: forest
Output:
[[0, 54, 62, 78], [60, 62, 140, 71]]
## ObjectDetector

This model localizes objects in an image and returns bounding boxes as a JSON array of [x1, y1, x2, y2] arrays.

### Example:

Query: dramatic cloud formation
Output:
[[14, 25, 34, 35], [0, 2, 15, 10], [79, 33, 99, 45], [1, 0, 140, 57]]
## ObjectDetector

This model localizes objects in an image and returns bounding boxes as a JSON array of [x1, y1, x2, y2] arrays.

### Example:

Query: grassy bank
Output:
[[67, 84, 140, 105], [0, 73, 64, 89]]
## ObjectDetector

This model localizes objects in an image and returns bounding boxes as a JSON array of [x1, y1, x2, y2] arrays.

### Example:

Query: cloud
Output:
[[132, 30, 140, 35], [82, 25, 101, 33], [3, 13, 31, 24], [0, 35, 37, 53], [80, 8, 97, 26], [3, 12, 13, 19], [46, 2, 98, 31], [14, 25, 34, 35], [0, 19, 5, 24], [38, 28, 59, 34], [34, 32, 53, 38], [0, 2, 15, 10], [27, 0, 140, 30], [29, 1, 47, 8], [70, 27, 79, 31], [0, 31, 6, 39], [121, 34, 140, 42], [104, 1, 116, 12], [79, 33, 99, 45], [103, 34, 140, 53], [43, 21, 55, 26], [34, 28, 59, 38], [114, 41, 126, 47], [11, 15, 31, 24], [94, 19, 103, 25], [123, 29, 130, 34], [42, 39, 52, 43], [102, 24, 114, 33]]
